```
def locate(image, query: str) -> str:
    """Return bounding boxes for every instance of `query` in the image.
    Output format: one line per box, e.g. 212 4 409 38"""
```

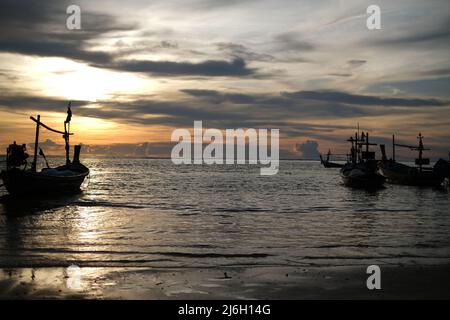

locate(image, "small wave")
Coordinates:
216 208 265 213
11 248 144 255
300 254 450 260
0 259 176 268
152 252 271 258
74 200 145 209
310 243 444 249
414 243 440 248
0 249 271 259
354 208 417 213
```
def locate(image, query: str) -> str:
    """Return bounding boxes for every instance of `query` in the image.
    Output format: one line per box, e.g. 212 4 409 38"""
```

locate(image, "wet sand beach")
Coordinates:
1 264 450 299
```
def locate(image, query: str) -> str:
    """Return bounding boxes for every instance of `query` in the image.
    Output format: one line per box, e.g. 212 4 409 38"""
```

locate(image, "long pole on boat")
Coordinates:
366 132 369 153
418 133 424 172
392 134 395 162
32 115 40 172
64 123 70 165
64 103 72 165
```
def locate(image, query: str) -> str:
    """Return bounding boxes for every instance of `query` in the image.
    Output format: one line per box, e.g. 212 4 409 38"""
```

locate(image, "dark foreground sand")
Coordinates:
1 264 449 299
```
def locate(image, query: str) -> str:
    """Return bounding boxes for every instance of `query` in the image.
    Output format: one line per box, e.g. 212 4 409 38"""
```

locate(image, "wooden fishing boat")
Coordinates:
340 130 385 188
320 149 344 168
0 104 89 196
378 134 449 187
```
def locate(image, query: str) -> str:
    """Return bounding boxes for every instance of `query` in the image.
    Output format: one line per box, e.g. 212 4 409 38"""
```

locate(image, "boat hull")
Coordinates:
379 162 444 187
1 165 89 196
340 172 385 188
322 161 344 168
340 163 385 188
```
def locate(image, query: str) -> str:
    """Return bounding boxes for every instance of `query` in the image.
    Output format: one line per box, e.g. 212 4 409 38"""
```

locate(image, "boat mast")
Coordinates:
29 104 75 171
31 115 40 172
347 136 355 164
366 132 369 154
392 134 396 161
417 133 424 172
64 103 72 165
394 133 430 171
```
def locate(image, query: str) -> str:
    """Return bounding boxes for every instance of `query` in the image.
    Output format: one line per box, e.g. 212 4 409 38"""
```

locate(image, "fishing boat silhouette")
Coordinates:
379 133 449 187
0 103 89 196
340 130 385 188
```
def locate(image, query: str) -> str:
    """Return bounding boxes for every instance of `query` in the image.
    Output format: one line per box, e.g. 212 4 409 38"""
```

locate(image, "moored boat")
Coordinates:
378 134 449 187
320 149 344 168
0 104 89 196
340 130 385 188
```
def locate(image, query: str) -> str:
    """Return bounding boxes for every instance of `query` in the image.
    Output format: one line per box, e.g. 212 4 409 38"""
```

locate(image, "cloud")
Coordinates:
374 26 450 48
415 68 450 78
0 0 258 79
327 73 352 77
363 13 450 49
82 142 174 157
27 139 64 154
295 141 320 160
0 0 133 65
2 88 446 137
22 140 176 158
1 87 449 158
0 96 91 112
367 77 450 99
181 89 257 104
272 32 315 52
0 89 369 143
155 0 257 11
282 90 447 107
216 42 274 62
0 39 114 65
109 57 256 77
347 60 367 68
180 89 367 118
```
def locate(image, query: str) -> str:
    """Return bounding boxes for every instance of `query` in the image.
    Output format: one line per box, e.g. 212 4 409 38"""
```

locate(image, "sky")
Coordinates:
0 0 449 159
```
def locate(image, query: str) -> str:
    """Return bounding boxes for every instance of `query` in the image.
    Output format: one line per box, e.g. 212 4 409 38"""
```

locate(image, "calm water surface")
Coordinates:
1 158 449 268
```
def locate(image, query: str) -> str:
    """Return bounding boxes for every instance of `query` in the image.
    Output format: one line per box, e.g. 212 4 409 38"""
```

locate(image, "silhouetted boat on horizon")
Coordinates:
320 149 345 168
378 133 449 187
340 130 385 188
0 104 89 196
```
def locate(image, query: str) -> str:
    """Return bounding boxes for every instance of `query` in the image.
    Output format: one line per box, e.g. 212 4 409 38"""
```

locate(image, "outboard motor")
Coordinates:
6 141 29 168
73 145 82 164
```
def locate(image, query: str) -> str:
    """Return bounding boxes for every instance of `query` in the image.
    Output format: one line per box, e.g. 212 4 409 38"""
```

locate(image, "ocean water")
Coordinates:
1 158 450 269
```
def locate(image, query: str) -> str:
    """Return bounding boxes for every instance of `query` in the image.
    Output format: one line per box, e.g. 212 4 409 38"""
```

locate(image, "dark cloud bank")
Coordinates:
0 89 446 131
0 89 447 159
0 0 257 78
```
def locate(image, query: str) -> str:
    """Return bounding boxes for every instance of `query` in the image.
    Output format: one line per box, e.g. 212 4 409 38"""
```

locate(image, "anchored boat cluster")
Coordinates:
322 130 450 189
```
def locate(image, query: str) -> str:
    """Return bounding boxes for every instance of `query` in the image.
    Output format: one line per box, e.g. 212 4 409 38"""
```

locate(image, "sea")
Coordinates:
1 158 450 269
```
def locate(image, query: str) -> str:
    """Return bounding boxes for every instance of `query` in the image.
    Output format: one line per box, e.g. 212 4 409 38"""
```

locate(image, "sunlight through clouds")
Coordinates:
31 58 155 102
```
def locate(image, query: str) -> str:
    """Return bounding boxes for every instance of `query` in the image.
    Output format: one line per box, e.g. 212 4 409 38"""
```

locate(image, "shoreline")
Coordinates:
1 264 449 299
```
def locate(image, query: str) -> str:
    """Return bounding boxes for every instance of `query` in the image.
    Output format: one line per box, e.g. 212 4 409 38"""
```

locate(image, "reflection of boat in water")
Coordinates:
320 150 344 168
340 130 385 188
0 193 82 216
378 133 450 187
0 104 89 196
